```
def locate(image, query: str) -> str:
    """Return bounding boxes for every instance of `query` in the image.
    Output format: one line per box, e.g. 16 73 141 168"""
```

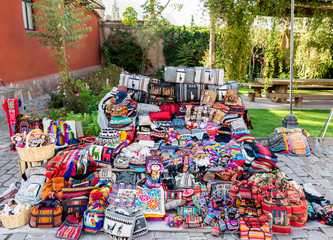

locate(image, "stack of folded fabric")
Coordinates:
232 129 256 143
249 142 278 172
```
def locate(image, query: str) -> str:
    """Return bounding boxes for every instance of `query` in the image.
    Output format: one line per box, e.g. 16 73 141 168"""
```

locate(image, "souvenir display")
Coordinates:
2 67 327 240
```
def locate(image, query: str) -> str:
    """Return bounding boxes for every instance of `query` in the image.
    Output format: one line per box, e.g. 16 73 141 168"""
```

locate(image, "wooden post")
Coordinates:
294 97 303 108
209 11 216 69
248 91 256 102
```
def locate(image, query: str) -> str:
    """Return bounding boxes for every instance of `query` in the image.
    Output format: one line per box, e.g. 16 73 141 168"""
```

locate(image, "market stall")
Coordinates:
1 66 332 240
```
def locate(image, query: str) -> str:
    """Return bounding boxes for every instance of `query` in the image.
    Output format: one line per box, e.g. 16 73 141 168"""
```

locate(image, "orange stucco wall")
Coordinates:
0 0 101 85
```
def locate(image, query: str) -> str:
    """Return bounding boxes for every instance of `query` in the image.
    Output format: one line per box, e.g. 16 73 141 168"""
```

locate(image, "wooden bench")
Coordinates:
266 92 333 107
249 84 273 98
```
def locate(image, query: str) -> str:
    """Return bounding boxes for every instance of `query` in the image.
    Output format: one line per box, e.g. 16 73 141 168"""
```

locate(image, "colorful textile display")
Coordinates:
2 99 20 137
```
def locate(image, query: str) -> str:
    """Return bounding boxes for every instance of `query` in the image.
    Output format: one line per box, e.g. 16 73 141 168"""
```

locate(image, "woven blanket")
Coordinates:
135 186 165 217
2 99 20 138
108 183 136 207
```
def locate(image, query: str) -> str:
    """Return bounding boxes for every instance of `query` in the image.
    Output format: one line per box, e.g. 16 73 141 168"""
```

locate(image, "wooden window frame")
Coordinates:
22 0 35 31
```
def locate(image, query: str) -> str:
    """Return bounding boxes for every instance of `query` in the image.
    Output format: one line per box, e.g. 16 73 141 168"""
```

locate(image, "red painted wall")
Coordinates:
0 0 101 85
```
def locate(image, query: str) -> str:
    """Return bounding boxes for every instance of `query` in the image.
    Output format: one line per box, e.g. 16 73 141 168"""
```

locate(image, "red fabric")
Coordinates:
149 111 172 121
160 104 180 115
2 99 20 137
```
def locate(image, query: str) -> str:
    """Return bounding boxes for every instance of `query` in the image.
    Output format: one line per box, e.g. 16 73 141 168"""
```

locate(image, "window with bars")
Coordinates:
22 0 34 31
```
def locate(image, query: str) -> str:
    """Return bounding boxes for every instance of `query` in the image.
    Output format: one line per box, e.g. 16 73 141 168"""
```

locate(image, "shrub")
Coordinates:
66 111 100 137
102 30 143 73
48 65 122 115
162 26 210 67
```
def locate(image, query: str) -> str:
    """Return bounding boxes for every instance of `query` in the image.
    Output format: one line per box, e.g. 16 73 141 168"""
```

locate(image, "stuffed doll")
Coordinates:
190 108 198 121
196 107 203 122
11 133 26 148
144 162 164 188
202 106 209 123
185 105 192 122
209 108 217 122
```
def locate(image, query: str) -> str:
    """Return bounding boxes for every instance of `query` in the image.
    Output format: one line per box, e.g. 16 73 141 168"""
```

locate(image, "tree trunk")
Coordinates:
209 11 216 69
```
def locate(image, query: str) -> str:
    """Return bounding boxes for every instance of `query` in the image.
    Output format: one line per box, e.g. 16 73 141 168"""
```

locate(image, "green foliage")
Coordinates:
295 18 333 79
122 0 178 73
122 7 138 26
66 111 100 136
48 65 122 114
162 26 210 67
102 31 143 73
27 0 93 81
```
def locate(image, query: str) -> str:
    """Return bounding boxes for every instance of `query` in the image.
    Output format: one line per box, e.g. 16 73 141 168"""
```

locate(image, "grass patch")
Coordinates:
248 109 333 138
239 87 251 95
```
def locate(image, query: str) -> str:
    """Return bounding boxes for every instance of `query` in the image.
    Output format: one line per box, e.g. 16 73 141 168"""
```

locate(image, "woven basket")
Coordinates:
17 143 55 162
0 199 31 229
17 129 55 162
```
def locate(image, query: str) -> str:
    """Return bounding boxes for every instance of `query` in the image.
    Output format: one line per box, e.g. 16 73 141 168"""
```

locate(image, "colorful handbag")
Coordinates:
200 90 217 107
56 215 83 240
30 198 64 228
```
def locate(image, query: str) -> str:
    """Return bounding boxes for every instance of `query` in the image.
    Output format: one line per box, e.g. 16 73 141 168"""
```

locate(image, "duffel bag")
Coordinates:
148 79 175 97
128 89 147 103
202 69 224 85
175 84 206 102
30 198 63 228
146 95 175 106
165 67 195 84
127 75 150 93
119 72 129 87
194 67 210 84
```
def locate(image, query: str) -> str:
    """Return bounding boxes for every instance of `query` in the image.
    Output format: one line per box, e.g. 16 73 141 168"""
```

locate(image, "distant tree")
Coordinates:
27 0 94 82
111 0 120 20
190 15 195 27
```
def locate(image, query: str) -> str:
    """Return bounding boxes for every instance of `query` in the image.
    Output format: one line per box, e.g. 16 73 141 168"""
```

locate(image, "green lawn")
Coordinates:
248 109 333 137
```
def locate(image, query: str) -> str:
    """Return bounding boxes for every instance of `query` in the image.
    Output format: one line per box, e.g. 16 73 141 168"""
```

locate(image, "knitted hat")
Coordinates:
115 91 128 104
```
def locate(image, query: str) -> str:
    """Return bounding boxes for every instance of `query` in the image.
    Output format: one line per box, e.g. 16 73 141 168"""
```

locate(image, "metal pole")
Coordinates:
282 0 299 128
290 0 294 115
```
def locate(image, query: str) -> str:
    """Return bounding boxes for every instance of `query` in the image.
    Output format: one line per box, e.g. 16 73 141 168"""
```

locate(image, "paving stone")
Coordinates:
274 234 292 240
291 229 308 238
135 231 154 240
190 237 206 240
316 180 333 190
170 232 189 240
8 233 26 240
321 227 333 237
0 174 12 184
221 233 238 240
25 234 48 240
155 232 171 239
189 232 205 237
308 230 329 240
0 235 8 240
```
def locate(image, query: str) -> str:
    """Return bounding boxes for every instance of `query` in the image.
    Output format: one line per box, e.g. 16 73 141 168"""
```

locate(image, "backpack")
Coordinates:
62 196 89 220
286 186 308 227
261 187 292 234
41 177 68 200
30 198 64 228
16 166 47 206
